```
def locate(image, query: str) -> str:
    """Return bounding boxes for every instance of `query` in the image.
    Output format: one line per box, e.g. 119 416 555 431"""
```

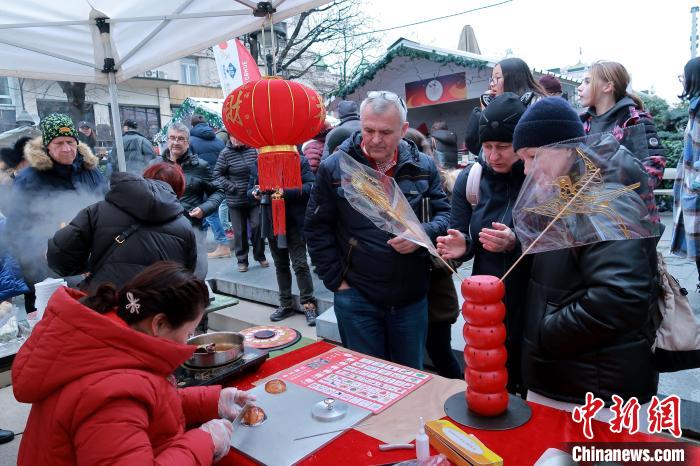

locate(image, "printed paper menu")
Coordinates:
278 351 432 414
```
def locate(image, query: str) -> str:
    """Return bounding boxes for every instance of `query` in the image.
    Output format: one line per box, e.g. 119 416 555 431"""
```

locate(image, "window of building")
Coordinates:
0 77 12 105
36 100 94 126
0 109 17 133
180 58 199 85
119 106 161 140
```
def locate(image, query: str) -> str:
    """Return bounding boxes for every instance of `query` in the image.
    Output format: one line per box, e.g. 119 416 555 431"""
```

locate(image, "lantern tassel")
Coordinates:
258 151 301 191
282 152 302 189
272 195 286 236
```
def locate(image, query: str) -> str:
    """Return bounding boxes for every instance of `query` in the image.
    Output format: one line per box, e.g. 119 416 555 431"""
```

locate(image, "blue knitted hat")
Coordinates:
512 97 584 152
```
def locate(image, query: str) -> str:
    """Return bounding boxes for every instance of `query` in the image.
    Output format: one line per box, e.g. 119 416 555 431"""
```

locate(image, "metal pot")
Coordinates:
186 332 244 368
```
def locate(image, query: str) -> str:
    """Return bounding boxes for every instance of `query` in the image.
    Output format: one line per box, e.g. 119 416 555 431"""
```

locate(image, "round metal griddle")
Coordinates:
239 325 301 350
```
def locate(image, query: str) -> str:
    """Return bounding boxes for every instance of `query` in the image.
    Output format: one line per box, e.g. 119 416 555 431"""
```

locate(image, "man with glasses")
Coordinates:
305 91 450 369
157 122 225 284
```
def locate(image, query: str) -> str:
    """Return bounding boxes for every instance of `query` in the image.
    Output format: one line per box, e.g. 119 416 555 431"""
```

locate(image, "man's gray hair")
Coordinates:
168 122 190 138
360 91 407 123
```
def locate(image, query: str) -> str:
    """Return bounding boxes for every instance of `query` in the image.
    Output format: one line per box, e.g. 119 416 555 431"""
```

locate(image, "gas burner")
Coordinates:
174 347 268 387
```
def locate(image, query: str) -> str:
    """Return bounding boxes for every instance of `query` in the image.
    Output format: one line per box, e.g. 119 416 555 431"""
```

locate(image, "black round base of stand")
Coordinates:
444 391 532 430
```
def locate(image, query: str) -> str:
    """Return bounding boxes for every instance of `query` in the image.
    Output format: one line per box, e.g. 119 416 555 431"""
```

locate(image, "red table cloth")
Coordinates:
220 341 699 466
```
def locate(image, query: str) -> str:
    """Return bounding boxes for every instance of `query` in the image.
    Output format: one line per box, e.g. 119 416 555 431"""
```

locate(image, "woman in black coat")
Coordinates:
213 136 267 272
437 93 530 395
47 165 196 292
512 97 659 409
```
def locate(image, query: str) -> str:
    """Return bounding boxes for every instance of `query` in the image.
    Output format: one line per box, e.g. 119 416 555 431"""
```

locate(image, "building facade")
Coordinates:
0 40 339 151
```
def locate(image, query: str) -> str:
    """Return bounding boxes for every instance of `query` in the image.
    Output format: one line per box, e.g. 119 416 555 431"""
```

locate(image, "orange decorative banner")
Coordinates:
405 72 467 108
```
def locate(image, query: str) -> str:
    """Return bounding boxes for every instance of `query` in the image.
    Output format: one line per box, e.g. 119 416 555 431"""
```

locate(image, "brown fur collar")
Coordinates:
23 136 98 172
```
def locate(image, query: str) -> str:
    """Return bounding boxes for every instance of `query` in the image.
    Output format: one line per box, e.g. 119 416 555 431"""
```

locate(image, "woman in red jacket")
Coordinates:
12 261 254 465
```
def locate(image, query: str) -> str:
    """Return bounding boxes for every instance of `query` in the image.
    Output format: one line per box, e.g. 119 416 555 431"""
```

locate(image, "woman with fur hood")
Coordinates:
6 114 106 311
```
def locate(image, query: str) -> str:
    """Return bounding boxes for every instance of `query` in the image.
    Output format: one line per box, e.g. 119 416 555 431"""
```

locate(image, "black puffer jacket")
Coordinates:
430 129 459 168
157 149 224 227
522 237 659 405
213 142 258 208
47 172 197 292
451 158 531 394
581 97 666 223
520 149 659 405
305 133 450 307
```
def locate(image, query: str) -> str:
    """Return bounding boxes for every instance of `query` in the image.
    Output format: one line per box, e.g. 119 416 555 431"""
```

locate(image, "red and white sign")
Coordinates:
213 39 261 96
278 351 432 414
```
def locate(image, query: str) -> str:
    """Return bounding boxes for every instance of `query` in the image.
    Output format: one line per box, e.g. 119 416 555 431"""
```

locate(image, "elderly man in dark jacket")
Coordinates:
305 91 450 369
189 114 229 257
156 122 224 280
512 97 659 411
7 114 106 311
322 100 361 158
47 171 196 292
249 156 318 326
214 136 268 271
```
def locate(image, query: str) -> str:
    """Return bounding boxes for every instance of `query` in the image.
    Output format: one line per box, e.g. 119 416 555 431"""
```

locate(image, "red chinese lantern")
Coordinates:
222 77 325 235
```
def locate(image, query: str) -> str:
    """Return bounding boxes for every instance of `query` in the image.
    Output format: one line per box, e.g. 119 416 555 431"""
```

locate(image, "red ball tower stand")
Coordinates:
443 275 531 430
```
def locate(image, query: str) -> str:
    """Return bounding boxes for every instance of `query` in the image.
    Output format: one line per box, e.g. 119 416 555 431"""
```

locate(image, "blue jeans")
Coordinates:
219 203 232 231
333 288 428 369
204 211 228 245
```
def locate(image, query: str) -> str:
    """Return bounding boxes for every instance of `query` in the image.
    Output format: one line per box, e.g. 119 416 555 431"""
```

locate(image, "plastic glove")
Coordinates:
218 387 257 421
199 418 233 462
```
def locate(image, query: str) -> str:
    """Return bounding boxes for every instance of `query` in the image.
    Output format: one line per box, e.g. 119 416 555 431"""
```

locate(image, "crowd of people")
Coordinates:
1 55 699 463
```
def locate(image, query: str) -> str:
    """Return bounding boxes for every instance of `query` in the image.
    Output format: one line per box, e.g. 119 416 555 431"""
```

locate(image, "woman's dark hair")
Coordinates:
499 58 546 97
143 162 186 198
681 57 700 100
80 261 208 328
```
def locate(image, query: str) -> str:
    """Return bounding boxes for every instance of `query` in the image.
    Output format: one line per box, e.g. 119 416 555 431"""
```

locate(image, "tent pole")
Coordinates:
107 74 126 172
97 18 126 172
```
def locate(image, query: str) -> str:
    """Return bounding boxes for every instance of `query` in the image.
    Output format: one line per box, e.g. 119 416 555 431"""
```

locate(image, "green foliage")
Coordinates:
639 93 669 131
638 95 689 183
334 45 488 97
665 101 689 132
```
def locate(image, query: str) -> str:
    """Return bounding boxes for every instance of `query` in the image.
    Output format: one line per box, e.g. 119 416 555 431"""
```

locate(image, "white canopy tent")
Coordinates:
0 0 329 171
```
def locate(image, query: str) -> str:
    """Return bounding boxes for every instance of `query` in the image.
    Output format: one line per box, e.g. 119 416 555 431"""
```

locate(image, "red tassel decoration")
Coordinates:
258 152 282 191
282 152 302 189
258 148 302 191
272 195 286 236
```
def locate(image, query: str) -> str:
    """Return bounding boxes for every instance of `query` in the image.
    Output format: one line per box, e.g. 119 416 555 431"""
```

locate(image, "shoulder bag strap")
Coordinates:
88 223 142 275
465 162 482 207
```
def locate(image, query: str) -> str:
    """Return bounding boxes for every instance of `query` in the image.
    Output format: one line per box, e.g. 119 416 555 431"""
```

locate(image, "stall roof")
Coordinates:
335 38 581 97
155 97 224 143
335 39 491 97
0 0 331 170
0 0 330 84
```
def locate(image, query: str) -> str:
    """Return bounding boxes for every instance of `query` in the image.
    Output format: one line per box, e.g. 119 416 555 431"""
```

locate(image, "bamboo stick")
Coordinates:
500 169 601 281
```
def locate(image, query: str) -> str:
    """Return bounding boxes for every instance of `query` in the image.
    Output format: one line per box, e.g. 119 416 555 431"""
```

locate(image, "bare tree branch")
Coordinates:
245 0 380 92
